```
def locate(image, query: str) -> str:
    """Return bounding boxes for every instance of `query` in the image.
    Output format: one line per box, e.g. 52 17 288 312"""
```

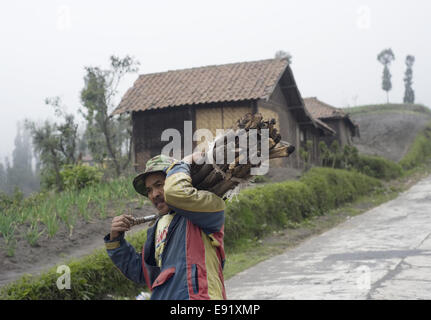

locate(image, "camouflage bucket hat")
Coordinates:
133 154 176 197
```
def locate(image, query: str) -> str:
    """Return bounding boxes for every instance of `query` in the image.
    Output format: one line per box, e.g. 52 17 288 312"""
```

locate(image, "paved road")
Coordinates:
226 175 431 299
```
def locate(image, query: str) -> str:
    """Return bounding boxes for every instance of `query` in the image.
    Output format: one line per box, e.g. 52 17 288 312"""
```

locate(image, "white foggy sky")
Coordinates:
1 0 430 162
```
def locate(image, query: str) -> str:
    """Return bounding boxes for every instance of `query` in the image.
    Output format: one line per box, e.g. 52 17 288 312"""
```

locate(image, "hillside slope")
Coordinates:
343 104 431 162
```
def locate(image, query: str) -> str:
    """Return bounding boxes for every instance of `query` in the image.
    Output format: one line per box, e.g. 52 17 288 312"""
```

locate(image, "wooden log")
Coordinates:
189 113 295 197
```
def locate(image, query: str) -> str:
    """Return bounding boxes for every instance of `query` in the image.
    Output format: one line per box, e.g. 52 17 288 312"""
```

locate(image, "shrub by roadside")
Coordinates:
0 230 147 300
354 154 403 180
224 167 382 249
399 124 431 170
318 142 403 181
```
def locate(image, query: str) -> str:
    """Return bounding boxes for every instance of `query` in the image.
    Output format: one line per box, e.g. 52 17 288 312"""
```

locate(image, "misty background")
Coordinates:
1 0 430 191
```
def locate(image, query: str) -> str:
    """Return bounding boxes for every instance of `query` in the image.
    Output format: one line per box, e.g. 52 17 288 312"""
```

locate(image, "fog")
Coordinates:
1 0 430 161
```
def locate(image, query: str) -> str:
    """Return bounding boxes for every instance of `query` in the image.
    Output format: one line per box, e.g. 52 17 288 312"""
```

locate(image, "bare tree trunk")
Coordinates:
50 148 63 191
121 133 133 171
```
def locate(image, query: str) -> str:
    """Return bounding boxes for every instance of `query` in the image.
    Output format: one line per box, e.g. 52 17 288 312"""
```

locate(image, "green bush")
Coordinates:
399 125 431 170
60 165 103 191
224 167 381 248
0 230 147 300
0 187 24 211
250 175 270 184
353 154 403 180
318 142 402 180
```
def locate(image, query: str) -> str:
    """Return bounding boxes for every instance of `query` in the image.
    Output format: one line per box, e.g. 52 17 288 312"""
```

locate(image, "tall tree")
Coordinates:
25 97 79 191
403 55 415 104
275 50 292 64
10 122 36 194
80 55 139 177
0 162 6 192
45 97 79 164
0 123 38 195
26 120 64 191
377 48 395 103
4 157 13 194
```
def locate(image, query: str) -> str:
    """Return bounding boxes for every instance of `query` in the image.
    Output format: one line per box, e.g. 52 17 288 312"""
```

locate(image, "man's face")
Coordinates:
145 172 170 215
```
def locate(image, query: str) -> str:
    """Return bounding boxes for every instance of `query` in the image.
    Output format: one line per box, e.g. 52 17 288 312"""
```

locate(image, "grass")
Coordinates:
0 229 148 300
399 123 431 170
342 103 431 117
0 214 17 257
354 154 403 180
24 221 45 247
0 175 141 254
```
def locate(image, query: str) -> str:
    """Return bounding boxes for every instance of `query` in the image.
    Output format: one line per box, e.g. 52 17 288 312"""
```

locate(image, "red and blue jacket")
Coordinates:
104 161 226 300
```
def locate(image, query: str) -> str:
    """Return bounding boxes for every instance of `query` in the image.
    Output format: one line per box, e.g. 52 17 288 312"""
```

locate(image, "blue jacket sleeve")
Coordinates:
163 161 225 234
104 232 146 286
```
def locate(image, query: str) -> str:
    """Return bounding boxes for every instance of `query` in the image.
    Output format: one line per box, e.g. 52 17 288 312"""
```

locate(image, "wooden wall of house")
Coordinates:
194 102 252 135
258 83 301 168
298 124 322 166
193 101 252 152
318 119 339 148
132 102 253 171
132 108 193 172
319 118 353 149
339 120 353 146
310 127 322 165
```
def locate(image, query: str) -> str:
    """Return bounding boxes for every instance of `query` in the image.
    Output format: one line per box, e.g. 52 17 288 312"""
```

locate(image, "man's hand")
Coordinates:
110 214 134 240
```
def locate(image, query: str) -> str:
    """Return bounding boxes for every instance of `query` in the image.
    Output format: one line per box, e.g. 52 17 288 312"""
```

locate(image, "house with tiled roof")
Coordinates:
113 58 335 171
303 97 359 149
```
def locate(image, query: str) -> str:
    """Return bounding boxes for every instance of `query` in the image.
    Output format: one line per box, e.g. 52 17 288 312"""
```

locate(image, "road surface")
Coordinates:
225 175 431 299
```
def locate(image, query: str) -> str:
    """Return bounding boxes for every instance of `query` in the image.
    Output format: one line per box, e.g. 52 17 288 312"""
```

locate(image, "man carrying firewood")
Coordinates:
104 153 226 300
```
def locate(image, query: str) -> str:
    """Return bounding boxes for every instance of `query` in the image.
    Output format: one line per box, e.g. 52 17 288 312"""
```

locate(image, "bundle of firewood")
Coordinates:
190 113 295 199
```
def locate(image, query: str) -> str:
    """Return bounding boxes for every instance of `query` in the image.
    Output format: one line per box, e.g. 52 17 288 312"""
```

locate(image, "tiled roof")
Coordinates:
314 118 336 135
303 97 347 119
304 97 358 136
112 58 290 115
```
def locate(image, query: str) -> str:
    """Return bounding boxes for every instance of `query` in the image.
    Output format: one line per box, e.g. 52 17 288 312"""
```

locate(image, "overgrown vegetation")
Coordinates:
342 103 431 117
60 165 103 191
299 140 313 170
399 124 431 170
354 154 403 180
80 55 139 177
0 173 147 255
317 140 403 180
0 230 147 300
25 97 81 192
